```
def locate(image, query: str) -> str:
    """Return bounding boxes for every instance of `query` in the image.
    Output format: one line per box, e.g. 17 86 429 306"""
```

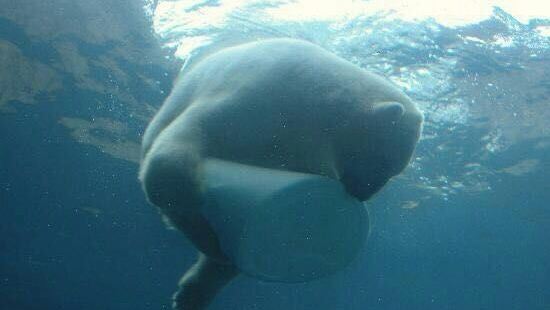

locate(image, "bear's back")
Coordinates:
142 39 354 160
142 39 420 176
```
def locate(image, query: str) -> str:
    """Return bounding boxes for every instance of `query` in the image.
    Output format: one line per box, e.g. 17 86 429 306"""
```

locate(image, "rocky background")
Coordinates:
0 0 177 163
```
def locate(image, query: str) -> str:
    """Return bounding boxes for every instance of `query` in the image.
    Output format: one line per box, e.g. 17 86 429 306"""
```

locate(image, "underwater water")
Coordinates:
0 0 549 309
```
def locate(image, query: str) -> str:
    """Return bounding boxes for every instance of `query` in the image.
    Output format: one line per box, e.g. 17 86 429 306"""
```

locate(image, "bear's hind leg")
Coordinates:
173 254 239 310
139 142 226 260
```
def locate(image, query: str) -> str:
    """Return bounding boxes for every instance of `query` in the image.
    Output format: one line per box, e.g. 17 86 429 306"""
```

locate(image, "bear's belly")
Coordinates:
174 99 338 178
203 125 338 178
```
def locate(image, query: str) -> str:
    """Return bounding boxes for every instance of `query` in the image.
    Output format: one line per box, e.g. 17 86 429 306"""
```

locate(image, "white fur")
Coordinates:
139 38 423 309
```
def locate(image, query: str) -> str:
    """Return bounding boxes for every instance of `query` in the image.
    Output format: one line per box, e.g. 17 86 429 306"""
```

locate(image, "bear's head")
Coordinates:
335 100 423 201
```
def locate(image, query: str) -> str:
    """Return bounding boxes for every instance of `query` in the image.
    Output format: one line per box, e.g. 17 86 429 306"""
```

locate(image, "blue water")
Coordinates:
0 1 549 309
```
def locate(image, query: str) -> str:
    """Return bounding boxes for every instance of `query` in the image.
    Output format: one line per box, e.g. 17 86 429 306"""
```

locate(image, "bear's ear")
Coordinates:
372 101 405 124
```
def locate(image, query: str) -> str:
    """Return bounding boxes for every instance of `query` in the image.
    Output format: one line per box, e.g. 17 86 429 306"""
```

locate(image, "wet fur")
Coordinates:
139 38 423 309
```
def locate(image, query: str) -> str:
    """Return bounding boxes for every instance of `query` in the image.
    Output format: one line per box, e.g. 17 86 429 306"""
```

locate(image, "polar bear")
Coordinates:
139 38 423 309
